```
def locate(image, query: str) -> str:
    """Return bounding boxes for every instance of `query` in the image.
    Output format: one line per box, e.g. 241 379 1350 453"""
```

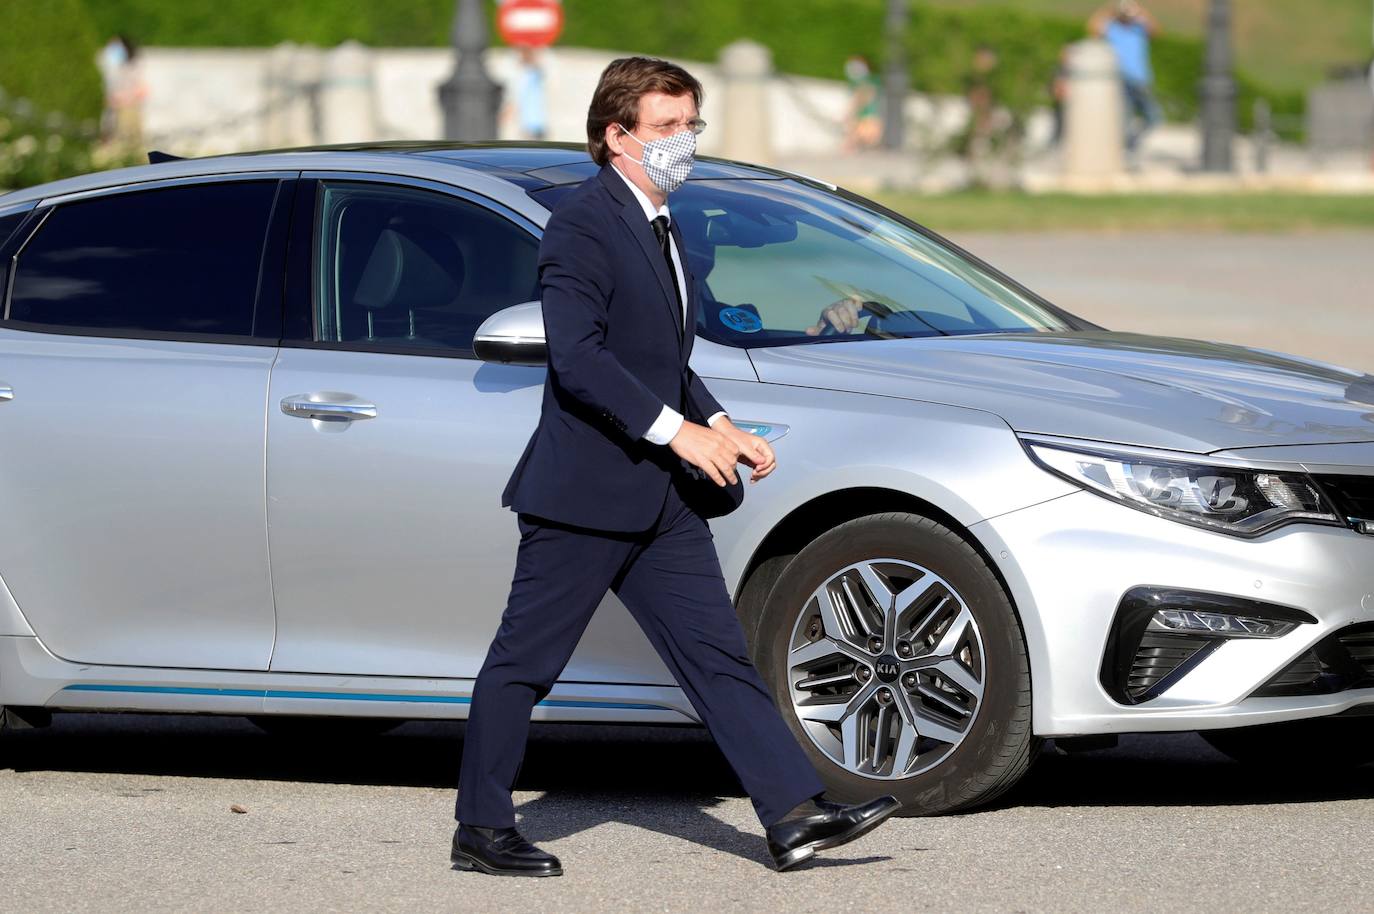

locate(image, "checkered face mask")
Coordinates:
617 124 697 194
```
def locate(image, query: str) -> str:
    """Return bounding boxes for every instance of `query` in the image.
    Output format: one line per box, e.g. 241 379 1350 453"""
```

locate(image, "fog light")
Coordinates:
1100 586 1318 705
1147 609 1295 639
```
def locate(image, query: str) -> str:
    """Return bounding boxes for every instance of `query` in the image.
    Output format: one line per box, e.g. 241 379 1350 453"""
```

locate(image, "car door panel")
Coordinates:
264 175 673 683
0 175 293 670
0 332 279 668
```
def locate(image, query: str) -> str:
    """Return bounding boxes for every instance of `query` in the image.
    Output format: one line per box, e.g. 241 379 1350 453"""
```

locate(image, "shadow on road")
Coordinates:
1008 737 1374 810
3 713 1371 819
1 714 902 870
510 791 890 869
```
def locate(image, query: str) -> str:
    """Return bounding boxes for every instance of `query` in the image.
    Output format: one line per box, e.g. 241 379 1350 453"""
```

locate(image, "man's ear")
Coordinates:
604 123 625 159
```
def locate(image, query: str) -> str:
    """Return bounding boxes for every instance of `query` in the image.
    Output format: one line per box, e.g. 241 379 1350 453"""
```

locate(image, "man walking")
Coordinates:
452 56 900 876
1090 0 1163 162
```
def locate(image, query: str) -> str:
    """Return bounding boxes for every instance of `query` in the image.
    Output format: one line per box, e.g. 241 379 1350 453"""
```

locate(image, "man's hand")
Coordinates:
712 417 777 484
669 421 742 487
805 294 865 336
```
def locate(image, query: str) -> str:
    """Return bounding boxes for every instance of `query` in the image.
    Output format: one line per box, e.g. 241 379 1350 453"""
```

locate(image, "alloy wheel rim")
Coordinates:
786 558 985 780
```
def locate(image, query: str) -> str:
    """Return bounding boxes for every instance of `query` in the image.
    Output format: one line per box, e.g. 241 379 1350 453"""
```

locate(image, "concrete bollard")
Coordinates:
717 40 773 164
1063 39 1124 180
321 41 378 145
287 45 324 146
263 42 324 148
262 42 296 148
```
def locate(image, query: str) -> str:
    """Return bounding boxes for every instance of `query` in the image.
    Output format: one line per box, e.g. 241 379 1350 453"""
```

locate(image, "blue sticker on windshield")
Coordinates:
719 307 763 334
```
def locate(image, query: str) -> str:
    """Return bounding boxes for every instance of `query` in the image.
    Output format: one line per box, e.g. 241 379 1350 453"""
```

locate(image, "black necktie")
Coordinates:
650 215 683 332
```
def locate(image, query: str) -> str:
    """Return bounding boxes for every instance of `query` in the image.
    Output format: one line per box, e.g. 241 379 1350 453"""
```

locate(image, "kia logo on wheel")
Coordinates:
875 657 901 682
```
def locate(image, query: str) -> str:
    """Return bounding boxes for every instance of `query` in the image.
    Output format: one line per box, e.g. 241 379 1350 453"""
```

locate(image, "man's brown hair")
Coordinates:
586 56 703 166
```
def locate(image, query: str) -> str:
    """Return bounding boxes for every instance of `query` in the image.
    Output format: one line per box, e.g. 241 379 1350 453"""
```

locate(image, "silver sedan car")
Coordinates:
1 143 1372 813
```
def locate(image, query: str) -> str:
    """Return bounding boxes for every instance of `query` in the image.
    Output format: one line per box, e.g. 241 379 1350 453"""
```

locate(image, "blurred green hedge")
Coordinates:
0 0 104 121
0 0 106 189
84 0 454 49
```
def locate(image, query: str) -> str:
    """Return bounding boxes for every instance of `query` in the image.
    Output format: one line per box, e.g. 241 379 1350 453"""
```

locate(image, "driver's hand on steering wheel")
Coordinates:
805 294 865 336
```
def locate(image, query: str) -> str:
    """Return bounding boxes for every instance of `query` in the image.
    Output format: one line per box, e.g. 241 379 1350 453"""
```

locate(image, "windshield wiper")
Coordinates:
862 301 950 338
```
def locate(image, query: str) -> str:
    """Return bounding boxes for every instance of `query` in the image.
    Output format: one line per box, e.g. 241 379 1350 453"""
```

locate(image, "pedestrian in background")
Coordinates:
842 54 881 152
96 34 148 153
506 45 548 141
963 44 999 186
1367 54 1374 172
1089 0 1162 165
1049 45 1071 148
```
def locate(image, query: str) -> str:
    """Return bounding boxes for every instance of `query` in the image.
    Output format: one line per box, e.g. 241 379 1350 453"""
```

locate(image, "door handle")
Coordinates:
0 383 12 402
280 394 377 422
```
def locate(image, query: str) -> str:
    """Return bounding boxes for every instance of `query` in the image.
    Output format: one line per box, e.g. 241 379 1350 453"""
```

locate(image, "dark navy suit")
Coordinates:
500 165 734 531
456 164 824 828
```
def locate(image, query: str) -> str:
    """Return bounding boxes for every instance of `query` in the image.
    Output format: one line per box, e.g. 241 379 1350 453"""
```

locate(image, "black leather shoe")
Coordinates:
451 824 563 877
765 795 901 871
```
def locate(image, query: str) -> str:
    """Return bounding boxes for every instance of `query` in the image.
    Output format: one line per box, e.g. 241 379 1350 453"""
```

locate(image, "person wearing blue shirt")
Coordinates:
1090 0 1162 160
510 45 548 141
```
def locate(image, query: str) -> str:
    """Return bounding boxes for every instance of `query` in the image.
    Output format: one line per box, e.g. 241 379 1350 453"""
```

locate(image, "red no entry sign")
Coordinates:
498 0 564 48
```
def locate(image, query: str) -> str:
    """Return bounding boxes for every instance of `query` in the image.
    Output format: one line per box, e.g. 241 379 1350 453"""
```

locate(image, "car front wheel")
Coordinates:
753 512 1038 815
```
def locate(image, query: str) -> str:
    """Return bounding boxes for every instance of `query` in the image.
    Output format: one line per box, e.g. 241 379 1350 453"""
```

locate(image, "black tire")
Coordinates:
751 512 1039 815
248 715 404 740
1201 717 1374 769
736 551 797 652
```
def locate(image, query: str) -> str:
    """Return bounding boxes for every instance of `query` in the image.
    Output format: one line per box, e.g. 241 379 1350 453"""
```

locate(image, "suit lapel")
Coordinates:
669 217 696 366
598 166 684 348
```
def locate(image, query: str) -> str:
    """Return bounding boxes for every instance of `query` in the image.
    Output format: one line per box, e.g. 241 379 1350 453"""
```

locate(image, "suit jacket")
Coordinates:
501 164 741 532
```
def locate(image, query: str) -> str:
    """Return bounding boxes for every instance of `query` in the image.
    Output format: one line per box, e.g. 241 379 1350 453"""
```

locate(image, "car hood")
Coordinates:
747 331 1374 454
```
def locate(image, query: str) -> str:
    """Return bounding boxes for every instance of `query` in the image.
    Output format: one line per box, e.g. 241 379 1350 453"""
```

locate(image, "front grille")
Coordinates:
1343 629 1374 670
1255 623 1374 696
1125 631 1216 700
1261 652 1324 692
1313 474 1374 530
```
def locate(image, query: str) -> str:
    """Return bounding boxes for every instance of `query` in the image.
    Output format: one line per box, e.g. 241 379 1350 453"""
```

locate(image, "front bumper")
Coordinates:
973 489 1374 736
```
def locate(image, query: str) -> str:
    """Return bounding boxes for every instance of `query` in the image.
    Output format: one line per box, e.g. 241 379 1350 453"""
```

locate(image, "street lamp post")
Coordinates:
880 0 908 150
1199 0 1235 172
439 0 502 141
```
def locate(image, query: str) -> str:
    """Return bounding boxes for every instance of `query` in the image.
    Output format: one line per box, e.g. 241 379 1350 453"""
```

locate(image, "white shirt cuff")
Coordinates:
643 405 685 445
707 411 729 428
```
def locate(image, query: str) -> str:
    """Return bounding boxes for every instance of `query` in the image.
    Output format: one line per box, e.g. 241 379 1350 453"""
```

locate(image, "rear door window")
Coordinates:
6 180 280 340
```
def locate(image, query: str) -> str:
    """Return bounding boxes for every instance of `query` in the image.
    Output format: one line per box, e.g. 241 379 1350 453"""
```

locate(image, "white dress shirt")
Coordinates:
610 163 727 445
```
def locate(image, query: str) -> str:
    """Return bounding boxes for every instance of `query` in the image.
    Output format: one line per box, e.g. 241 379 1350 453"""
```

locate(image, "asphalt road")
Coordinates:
1 714 1371 914
952 232 1374 375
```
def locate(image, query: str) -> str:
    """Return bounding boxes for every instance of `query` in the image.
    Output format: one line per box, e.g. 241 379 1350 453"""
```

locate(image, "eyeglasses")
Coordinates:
640 117 707 137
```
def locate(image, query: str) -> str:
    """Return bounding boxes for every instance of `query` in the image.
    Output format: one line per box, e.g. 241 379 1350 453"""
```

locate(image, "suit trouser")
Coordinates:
455 478 825 829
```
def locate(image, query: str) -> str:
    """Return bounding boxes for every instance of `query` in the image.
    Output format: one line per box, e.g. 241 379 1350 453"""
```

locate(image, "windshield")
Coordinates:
530 178 1081 348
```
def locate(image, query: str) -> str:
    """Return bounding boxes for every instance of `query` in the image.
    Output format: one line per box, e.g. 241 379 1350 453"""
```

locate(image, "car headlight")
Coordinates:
1023 439 1341 536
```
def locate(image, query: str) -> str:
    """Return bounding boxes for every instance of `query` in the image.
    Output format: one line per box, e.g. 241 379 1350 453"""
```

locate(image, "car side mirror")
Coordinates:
473 301 547 366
